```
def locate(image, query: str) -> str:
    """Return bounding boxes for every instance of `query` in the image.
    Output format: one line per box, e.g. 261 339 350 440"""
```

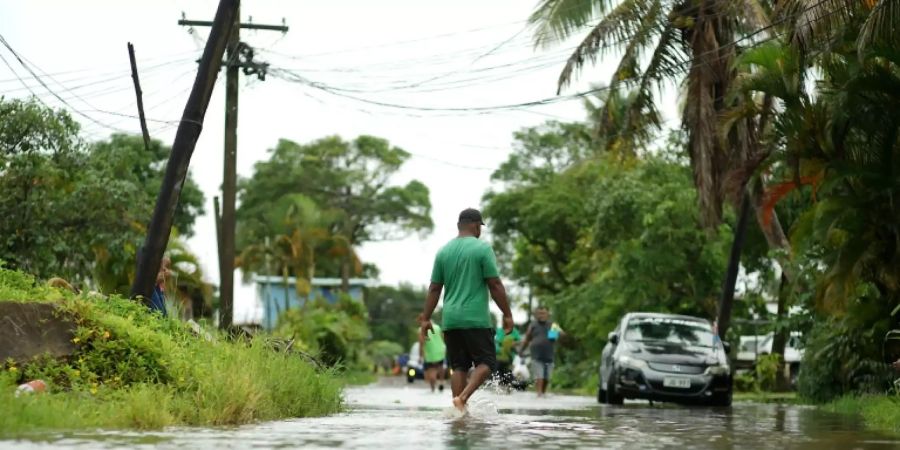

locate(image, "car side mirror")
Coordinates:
608 332 619 345
723 342 731 354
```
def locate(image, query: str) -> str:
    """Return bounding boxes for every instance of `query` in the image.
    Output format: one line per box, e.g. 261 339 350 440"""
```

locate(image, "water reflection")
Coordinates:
2 383 898 449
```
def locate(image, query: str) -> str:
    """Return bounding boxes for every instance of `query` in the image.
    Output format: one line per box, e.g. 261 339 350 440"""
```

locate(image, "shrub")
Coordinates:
798 318 893 403
0 266 342 434
275 295 370 368
756 354 781 391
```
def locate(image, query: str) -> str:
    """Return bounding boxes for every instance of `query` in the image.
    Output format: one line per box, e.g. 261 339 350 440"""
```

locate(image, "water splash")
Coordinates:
465 396 498 418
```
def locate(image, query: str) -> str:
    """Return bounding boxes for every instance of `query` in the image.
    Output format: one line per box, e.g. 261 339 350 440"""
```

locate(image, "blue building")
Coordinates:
253 275 374 330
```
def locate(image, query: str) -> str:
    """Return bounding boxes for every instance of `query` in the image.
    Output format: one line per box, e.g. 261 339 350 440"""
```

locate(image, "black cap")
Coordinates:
458 208 485 225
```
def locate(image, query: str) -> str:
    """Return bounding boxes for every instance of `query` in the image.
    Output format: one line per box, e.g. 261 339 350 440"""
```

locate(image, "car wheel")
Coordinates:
709 389 732 407
598 385 607 404
607 372 624 405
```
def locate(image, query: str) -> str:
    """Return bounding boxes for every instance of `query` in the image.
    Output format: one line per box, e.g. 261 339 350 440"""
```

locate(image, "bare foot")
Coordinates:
452 396 466 413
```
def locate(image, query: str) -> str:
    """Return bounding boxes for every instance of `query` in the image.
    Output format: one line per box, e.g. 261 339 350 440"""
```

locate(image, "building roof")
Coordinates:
253 275 377 288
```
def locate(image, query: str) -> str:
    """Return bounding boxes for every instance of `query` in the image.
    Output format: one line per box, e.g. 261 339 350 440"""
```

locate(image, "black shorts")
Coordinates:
444 328 496 373
424 361 444 370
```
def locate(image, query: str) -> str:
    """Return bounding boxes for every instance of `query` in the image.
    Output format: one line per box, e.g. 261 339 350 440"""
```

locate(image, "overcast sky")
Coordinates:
1 0 679 324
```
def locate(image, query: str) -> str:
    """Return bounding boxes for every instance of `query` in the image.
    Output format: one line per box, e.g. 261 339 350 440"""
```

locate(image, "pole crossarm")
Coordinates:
179 18 288 32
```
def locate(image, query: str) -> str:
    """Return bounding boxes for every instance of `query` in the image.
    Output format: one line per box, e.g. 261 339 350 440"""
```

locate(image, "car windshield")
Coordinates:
623 317 715 348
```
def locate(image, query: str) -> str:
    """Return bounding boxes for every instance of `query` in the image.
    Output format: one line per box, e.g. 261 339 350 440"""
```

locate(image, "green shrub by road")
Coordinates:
0 267 342 434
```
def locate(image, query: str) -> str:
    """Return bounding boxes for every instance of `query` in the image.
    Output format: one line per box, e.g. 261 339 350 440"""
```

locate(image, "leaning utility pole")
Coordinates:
179 7 287 328
131 0 238 305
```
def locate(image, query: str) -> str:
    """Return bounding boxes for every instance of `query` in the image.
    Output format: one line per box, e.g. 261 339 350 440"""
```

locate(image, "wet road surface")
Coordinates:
3 378 898 449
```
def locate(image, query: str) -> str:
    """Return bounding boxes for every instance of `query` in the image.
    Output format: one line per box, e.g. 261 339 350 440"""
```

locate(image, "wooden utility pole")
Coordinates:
131 0 238 305
179 8 287 328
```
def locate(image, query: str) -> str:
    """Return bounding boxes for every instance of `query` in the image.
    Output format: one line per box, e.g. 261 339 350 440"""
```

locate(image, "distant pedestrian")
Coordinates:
149 256 171 317
418 314 447 392
521 306 564 396
495 324 521 388
420 208 514 413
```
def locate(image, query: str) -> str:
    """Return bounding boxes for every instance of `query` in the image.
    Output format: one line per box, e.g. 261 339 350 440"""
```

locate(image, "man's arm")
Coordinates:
419 282 443 338
486 277 514 333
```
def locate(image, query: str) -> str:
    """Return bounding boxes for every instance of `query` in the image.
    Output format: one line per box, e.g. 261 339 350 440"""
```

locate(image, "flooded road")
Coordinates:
3 379 898 449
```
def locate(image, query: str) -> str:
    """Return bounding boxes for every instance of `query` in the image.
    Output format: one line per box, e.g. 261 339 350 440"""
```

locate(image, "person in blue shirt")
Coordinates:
149 256 171 317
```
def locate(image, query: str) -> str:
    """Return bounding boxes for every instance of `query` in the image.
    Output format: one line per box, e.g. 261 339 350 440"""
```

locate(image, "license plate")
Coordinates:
663 377 691 389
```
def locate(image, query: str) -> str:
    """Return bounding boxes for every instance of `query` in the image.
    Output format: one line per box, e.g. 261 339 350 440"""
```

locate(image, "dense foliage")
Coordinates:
0 266 341 432
365 283 426 351
0 99 206 300
274 295 371 368
236 135 432 292
484 122 731 389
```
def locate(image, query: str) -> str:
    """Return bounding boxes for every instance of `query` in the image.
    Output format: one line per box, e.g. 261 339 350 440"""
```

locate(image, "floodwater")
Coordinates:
3 378 899 449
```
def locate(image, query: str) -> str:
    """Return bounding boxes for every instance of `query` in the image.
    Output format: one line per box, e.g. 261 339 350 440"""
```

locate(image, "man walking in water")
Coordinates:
420 208 514 412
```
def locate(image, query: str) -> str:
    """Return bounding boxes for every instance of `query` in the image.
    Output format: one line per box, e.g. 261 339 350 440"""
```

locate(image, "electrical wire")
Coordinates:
267 0 844 118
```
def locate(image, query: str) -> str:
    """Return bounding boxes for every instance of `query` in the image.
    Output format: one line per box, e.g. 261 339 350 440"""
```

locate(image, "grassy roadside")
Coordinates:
824 395 900 436
0 267 342 435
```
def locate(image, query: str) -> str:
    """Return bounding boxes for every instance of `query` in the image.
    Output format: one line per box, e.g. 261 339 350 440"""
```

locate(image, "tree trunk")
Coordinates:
717 191 751 339
771 273 791 391
340 256 351 293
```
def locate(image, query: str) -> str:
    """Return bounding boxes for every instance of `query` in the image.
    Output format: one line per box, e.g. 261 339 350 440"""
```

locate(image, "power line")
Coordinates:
268 0 844 118
0 33 128 133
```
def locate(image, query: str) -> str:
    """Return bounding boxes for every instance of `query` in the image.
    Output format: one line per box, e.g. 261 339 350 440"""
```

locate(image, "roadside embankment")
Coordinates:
0 267 342 435
825 395 900 436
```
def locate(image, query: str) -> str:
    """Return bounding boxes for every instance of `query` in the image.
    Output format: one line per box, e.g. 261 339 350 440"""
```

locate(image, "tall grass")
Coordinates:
826 395 900 435
0 267 342 435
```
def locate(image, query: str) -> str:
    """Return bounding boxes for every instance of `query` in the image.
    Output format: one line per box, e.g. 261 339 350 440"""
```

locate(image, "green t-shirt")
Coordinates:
431 237 499 330
423 323 446 363
495 327 521 364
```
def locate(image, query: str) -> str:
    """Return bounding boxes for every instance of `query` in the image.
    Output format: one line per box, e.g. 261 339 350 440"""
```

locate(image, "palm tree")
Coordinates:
236 194 340 313
583 88 661 156
780 0 900 54
530 0 769 228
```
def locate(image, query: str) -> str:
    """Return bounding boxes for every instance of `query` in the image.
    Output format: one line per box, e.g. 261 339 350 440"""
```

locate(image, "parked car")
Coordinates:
736 332 804 365
599 313 733 407
735 332 804 384
735 335 767 364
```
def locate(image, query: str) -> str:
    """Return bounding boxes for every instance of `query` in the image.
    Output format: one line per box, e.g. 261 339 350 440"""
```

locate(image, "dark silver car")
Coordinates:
599 313 733 406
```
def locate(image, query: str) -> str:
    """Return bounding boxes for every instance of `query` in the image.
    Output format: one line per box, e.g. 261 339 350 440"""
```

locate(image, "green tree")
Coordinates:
365 283 427 350
0 98 207 297
0 99 134 282
483 118 730 389
529 0 769 228
89 134 205 237
237 135 432 288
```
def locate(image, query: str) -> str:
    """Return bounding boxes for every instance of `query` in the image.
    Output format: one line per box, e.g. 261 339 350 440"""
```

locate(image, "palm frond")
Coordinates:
859 0 900 51
607 20 680 152
557 0 657 92
779 0 862 52
529 0 604 48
